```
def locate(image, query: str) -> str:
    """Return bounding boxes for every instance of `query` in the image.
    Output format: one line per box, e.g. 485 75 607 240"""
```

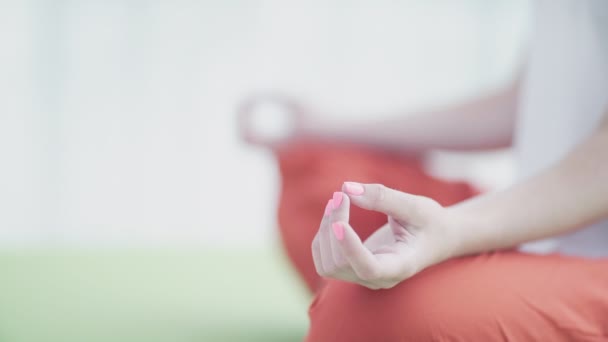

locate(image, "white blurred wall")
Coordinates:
0 0 529 247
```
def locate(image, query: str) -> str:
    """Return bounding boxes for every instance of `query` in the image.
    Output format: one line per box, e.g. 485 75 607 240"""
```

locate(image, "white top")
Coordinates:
516 0 608 257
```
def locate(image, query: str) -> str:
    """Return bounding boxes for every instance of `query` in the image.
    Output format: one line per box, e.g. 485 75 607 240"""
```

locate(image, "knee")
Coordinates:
306 257 509 342
306 253 608 342
306 280 444 341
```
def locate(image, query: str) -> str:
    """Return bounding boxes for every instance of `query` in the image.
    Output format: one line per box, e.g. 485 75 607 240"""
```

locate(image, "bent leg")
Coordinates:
307 252 608 341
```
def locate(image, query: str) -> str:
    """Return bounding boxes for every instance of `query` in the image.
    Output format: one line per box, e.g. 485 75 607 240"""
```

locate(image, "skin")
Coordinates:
238 72 607 290
312 112 608 289
239 74 520 153
298 76 521 153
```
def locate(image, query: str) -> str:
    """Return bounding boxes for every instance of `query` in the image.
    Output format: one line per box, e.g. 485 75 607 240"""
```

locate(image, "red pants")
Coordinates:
276 142 608 341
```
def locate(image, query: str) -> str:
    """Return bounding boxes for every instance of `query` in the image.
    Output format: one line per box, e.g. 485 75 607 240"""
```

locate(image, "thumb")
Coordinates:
342 182 437 225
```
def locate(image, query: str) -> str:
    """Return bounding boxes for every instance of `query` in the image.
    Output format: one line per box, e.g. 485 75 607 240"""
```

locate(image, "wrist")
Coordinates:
442 203 480 259
410 204 473 274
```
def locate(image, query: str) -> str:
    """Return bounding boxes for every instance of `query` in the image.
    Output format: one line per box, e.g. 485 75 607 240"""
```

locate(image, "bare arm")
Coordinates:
448 112 608 256
313 110 608 289
303 76 520 153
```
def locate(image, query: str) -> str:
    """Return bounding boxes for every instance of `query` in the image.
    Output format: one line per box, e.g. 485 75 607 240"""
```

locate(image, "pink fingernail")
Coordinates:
332 222 345 241
332 192 343 209
324 199 333 216
344 182 364 195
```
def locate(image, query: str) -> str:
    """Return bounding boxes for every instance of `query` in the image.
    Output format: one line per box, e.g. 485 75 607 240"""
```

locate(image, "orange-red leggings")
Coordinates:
276 142 608 341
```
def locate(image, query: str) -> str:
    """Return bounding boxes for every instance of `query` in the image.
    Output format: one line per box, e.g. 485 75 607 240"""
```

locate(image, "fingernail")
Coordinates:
344 182 364 195
332 192 343 209
324 199 333 216
332 222 345 241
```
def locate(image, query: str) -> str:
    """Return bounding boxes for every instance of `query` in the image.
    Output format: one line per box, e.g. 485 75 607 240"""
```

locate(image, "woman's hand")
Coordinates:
312 182 458 289
237 94 316 148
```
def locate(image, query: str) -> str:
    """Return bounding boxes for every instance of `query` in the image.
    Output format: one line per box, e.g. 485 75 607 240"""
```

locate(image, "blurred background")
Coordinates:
0 0 528 341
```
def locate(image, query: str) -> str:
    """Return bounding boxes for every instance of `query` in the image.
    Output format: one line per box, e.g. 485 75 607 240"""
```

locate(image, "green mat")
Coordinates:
0 247 310 342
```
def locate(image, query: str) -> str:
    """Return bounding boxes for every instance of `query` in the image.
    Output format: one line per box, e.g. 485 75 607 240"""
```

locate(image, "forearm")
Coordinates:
448 117 608 256
304 78 520 153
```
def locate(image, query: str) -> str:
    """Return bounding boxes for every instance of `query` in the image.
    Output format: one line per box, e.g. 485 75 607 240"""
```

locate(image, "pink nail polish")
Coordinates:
332 192 343 209
324 199 333 216
332 222 345 241
344 182 364 195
